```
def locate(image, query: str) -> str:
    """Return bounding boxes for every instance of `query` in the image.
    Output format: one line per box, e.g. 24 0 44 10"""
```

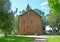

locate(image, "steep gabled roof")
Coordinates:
20 9 42 17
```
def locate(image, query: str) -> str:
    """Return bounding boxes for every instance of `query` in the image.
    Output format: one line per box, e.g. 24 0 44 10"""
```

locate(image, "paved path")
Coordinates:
34 37 46 42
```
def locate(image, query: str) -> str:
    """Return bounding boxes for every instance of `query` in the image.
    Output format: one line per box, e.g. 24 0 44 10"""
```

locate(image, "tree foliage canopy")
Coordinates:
48 0 60 13
47 0 60 33
0 0 14 34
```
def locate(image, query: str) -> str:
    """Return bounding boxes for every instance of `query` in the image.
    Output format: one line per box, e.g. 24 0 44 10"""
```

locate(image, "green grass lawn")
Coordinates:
0 35 60 42
46 35 60 42
0 36 34 42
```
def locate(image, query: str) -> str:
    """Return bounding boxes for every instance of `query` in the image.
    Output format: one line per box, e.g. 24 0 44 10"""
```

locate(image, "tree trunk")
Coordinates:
5 32 8 36
58 28 60 34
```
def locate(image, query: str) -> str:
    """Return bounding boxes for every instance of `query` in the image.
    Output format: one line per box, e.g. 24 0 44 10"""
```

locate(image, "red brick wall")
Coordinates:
19 10 44 35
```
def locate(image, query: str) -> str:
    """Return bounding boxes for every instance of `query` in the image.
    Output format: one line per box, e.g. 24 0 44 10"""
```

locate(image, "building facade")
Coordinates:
19 5 44 35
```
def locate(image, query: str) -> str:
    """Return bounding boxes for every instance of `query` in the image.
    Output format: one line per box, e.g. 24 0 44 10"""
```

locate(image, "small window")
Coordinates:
31 20 33 24
23 20 25 24
24 28 25 31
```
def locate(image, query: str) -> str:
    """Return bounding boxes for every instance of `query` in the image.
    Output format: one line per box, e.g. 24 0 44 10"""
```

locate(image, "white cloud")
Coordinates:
40 1 48 9
40 1 48 7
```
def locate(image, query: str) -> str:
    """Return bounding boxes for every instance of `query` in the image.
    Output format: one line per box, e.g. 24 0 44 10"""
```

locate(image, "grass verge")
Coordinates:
0 36 34 42
46 35 60 42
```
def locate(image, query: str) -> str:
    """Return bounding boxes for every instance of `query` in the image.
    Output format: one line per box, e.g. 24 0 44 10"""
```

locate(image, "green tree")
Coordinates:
13 15 19 34
0 0 14 36
47 0 60 33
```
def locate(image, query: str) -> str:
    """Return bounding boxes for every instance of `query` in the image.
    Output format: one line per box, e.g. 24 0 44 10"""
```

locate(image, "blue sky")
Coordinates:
10 0 50 15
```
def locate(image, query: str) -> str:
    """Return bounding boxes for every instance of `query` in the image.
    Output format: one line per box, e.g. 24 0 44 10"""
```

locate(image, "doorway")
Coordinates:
35 28 38 35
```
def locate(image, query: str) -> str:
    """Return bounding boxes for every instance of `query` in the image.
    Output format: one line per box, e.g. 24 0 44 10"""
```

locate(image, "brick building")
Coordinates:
19 5 44 35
